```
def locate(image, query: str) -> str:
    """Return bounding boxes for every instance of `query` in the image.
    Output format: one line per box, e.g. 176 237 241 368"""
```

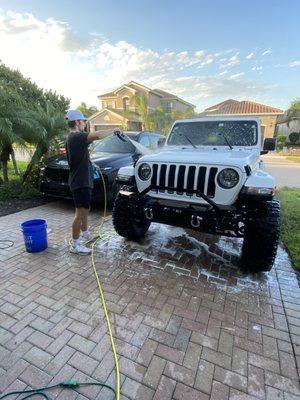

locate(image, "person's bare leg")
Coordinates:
72 208 84 240
81 208 90 232
70 208 91 254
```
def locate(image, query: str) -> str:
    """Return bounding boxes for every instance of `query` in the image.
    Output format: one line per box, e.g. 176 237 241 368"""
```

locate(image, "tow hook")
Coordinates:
191 215 202 228
145 208 153 220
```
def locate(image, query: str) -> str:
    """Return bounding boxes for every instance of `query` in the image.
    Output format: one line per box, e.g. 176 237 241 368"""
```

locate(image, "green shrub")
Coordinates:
276 135 287 150
0 180 40 201
18 184 40 199
289 132 300 144
23 164 41 188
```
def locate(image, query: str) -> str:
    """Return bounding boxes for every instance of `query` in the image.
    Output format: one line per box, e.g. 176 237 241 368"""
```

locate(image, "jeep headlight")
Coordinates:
138 163 151 181
217 168 239 189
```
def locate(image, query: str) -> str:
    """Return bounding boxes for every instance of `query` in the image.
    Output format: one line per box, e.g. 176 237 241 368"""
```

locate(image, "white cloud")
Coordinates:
246 52 254 59
214 49 235 57
219 53 240 69
262 49 271 56
155 75 278 104
229 72 245 80
251 66 263 71
0 10 280 110
288 61 300 67
219 70 228 76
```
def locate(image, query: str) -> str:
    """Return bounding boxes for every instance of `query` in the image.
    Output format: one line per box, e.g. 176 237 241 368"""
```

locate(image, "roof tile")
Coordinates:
205 100 283 115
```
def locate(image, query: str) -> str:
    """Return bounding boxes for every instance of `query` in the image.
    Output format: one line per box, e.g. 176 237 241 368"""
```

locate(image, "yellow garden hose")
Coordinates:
90 169 121 400
0 172 121 399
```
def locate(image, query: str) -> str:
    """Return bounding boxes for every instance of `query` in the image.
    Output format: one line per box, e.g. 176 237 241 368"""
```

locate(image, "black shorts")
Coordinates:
72 188 92 209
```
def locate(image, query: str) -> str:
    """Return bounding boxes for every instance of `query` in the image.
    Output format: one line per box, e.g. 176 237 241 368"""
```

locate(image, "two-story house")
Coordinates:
88 81 195 132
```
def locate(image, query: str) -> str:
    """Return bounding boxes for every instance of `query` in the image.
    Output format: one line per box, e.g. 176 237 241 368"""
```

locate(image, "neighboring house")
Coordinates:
276 116 300 142
88 81 195 132
203 99 284 138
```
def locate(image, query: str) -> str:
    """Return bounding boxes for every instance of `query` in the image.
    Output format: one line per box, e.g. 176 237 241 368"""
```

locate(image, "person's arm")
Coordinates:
87 128 121 143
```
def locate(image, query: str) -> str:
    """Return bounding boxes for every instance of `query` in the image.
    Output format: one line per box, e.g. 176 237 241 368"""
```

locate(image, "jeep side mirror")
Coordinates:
132 152 140 162
261 138 276 154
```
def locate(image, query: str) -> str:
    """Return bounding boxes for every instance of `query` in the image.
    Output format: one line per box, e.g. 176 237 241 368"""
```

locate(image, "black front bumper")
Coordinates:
40 178 109 203
141 196 245 237
120 184 247 237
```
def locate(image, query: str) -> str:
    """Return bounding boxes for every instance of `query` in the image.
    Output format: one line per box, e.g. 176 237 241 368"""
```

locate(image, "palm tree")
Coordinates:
22 103 67 183
0 85 37 182
286 99 300 126
77 102 98 118
133 95 151 130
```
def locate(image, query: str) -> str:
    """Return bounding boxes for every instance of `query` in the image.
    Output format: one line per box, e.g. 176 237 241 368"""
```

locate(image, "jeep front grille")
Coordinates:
151 164 218 198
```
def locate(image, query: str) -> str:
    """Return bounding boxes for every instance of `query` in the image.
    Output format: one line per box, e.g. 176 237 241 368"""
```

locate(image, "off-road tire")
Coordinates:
108 182 120 210
240 200 280 272
113 194 151 240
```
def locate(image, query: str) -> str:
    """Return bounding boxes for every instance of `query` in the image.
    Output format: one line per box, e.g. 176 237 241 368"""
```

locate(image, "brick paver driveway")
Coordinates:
0 201 300 399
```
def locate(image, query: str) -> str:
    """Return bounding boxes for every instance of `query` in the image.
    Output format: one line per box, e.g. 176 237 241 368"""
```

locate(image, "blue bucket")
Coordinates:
21 219 48 253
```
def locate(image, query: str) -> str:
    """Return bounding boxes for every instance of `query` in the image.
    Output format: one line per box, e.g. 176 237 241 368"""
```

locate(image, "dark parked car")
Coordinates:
40 131 165 206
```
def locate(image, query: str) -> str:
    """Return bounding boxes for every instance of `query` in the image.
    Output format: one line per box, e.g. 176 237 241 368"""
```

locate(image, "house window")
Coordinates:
107 100 115 109
123 97 130 110
164 102 173 112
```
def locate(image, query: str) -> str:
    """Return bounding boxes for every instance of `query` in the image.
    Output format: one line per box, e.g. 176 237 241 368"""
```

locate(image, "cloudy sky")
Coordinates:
0 0 299 111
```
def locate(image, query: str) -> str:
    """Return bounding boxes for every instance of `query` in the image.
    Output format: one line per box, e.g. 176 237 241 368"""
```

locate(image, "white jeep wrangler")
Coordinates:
113 117 280 272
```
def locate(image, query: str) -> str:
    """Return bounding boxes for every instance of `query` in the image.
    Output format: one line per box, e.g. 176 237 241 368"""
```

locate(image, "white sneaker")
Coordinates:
70 242 91 255
80 230 94 241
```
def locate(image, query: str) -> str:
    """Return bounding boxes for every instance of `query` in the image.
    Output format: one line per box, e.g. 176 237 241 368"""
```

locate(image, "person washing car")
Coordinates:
66 109 120 255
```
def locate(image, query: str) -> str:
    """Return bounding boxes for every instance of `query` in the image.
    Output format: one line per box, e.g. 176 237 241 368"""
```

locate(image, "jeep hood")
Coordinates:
139 148 259 171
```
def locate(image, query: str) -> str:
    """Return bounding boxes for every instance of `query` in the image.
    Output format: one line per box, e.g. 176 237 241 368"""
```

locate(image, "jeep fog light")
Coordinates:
138 163 151 181
217 168 239 189
245 187 275 196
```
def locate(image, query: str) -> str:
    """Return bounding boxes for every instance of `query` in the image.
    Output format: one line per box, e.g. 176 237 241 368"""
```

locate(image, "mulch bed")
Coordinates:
0 197 54 218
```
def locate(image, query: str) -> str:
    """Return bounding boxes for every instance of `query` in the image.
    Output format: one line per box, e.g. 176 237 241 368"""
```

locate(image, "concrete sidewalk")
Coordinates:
0 202 299 399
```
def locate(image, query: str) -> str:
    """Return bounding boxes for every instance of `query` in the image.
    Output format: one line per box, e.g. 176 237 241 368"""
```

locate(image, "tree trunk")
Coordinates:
0 147 11 183
10 149 20 175
22 143 47 184
2 161 9 183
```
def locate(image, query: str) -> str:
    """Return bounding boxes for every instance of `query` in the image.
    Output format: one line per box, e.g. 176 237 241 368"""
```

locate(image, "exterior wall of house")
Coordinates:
148 93 162 110
259 115 278 138
115 87 135 109
160 99 192 113
88 111 123 132
173 100 191 113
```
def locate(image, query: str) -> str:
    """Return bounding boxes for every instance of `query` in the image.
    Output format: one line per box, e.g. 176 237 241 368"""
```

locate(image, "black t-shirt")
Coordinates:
66 131 93 191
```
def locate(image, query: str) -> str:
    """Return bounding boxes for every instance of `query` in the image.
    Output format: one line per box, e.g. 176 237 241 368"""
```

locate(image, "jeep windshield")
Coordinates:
168 120 258 147
92 134 136 154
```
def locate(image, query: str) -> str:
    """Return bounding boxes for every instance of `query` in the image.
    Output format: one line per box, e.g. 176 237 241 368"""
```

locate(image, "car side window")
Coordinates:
148 136 160 150
139 135 151 148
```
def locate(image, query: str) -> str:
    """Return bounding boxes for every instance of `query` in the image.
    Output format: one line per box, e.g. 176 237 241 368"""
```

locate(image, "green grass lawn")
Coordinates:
7 160 29 179
286 155 300 163
277 188 300 270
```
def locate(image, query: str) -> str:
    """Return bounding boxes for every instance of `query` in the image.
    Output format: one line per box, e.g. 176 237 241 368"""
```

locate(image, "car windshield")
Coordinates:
91 134 136 154
168 120 258 147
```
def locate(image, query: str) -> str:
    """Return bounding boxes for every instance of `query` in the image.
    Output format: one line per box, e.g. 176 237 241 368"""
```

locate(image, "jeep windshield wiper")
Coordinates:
179 133 197 149
218 132 233 150
210 132 233 150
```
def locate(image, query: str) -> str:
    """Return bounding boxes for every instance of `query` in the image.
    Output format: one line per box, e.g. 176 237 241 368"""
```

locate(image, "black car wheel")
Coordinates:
112 194 151 240
240 200 280 272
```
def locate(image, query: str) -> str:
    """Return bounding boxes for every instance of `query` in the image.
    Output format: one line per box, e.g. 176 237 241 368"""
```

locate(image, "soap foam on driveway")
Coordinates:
0 201 299 399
